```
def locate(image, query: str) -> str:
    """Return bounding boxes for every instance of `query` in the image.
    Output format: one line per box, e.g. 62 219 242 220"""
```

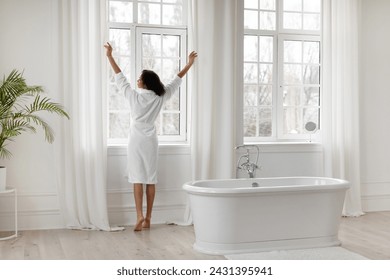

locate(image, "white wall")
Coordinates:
0 0 64 230
359 0 390 211
7 0 390 230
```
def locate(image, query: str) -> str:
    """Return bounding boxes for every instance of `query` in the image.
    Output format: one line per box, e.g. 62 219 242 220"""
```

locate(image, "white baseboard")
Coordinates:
1 205 188 231
0 189 187 230
0 191 65 231
361 181 390 212
362 195 390 212
0 209 64 231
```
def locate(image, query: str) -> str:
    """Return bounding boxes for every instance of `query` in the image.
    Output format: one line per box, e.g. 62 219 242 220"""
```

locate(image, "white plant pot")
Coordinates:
0 166 6 192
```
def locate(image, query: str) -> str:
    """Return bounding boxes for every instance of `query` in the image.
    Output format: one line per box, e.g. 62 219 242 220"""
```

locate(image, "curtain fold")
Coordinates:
178 0 238 225
55 0 114 230
322 0 364 216
190 0 237 181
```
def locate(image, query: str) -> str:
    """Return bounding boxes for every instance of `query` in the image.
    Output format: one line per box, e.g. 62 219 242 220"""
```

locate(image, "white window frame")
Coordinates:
277 34 322 140
107 0 189 146
136 27 187 143
279 0 321 36
243 0 322 143
243 32 278 142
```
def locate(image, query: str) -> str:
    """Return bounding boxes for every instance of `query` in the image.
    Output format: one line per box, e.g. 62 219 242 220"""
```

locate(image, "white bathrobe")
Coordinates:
115 72 182 184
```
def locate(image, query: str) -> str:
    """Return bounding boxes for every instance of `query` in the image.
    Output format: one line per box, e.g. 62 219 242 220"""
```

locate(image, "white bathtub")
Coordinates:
183 177 349 255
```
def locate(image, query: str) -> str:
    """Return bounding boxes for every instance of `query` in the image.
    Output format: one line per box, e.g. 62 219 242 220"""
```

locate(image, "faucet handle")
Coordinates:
234 144 259 151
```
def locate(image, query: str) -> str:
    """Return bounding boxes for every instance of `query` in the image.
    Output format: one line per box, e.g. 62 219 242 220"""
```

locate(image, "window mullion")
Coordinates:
131 25 136 86
276 33 283 139
134 0 138 23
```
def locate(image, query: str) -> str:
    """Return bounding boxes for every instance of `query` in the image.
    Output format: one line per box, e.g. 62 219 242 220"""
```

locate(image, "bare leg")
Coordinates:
143 184 155 229
133 183 144 231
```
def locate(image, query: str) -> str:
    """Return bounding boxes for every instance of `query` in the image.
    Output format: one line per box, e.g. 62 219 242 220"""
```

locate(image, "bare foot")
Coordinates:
142 218 151 229
134 217 144 231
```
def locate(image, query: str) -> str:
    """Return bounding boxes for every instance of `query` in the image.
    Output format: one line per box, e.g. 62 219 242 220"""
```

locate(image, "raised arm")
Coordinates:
104 42 121 74
177 51 198 78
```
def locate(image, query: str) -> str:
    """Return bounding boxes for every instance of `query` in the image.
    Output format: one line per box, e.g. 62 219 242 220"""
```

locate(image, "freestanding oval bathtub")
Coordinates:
183 177 349 255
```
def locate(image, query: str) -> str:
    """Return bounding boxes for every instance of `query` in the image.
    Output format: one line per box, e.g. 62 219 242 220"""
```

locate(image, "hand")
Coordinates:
188 51 198 65
104 42 122 74
177 51 197 78
104 42 113 57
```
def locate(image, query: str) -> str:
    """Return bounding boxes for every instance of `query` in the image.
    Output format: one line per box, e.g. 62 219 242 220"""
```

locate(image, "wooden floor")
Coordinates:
1 211 390 260
0 223 224 260
338 211 390 259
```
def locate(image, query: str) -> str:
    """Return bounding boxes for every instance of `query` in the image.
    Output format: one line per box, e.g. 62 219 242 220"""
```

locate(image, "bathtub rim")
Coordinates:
182 176 350 195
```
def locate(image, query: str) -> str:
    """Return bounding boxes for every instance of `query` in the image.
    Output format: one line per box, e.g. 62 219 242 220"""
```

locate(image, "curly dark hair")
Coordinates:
140 70 166 96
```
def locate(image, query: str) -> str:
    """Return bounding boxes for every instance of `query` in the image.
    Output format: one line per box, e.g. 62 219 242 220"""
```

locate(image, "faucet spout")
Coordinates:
234 145 260 178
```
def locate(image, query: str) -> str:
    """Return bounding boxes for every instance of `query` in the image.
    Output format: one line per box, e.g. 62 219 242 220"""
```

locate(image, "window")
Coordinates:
243 0 322 141
107 0 187 145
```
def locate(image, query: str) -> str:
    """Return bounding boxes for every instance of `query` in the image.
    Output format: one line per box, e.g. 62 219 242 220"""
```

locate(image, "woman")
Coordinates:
104 42 197 231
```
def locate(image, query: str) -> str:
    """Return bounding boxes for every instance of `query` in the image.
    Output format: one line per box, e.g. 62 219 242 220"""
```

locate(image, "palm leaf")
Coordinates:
0 145 12 159
17 114 55 143
0 70 26 101
0 69 70 159
26 95 70 119
0 118 36 138
0 70 44 118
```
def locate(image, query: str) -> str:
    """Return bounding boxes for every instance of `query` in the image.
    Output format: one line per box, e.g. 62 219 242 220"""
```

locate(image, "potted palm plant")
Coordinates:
0 69 69 191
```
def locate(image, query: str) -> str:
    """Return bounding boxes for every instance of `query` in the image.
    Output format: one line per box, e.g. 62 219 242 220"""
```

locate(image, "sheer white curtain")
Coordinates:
322 0 364 216
189 0 238 181
55 0 114 230
180 0 239 225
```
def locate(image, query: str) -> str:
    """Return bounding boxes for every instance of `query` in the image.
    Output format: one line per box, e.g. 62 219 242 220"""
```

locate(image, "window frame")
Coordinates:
107 0 189 146
243 32 278 141
277 34 322 140
136 27 188 143
243 0 322 143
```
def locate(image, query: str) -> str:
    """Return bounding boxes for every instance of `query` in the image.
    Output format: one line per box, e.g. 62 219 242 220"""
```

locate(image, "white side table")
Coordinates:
0 187 17 241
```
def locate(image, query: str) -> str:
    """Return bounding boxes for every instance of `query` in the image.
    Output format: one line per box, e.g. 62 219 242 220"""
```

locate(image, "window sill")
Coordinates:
243 141 323 153
108 142 322 156
107 144 191 156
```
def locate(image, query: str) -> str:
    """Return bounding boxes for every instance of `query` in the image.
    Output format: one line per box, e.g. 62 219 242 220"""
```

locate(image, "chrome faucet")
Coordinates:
234 145 260 178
